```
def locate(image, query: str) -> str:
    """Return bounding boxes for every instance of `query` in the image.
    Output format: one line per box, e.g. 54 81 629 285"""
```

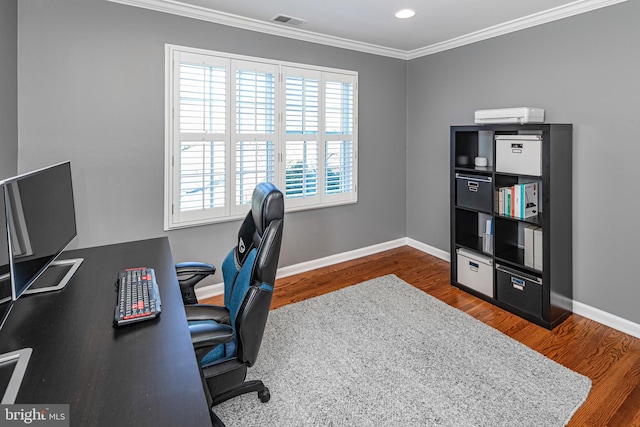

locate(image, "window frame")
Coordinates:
165 44 358 230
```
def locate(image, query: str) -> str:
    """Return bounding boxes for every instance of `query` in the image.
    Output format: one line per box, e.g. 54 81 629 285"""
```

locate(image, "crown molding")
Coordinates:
106 0 408 59
108 0 627 60
406 0 628 59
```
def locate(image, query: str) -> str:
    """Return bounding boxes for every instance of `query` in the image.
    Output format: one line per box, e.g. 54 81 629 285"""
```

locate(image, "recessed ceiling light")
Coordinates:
395 9 416 19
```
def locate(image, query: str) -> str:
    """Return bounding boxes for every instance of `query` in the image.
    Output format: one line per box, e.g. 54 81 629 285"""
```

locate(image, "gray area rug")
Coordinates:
214 275 591 426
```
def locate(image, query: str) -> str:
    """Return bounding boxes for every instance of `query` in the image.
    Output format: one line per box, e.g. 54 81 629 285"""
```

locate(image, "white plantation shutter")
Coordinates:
325 140 353 194
179 62 226 134
166 46 357 229
283 68 320 207
235 139 275 205
171 52 229 226
234 62 277 209
285 75 319 135
324 74 356 202
284 140 318 198
179 141 226 211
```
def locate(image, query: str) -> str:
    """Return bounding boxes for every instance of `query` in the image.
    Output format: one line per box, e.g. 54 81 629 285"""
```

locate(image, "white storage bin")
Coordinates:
495 135 542 176
456 248 494 297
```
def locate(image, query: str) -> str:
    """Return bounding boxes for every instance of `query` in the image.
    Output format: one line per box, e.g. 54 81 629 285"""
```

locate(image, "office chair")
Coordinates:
177 182 284 416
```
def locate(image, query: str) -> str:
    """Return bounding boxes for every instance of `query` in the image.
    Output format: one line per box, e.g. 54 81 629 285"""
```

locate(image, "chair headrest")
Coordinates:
235 183 284 265
251 182 284 236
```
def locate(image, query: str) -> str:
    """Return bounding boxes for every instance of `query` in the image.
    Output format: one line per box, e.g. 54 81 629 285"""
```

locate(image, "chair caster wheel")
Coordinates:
258 387 270 403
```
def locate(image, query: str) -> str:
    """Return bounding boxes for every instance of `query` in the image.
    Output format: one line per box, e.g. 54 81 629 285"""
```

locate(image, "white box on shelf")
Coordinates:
456 248 494 297
496 135 542 176
474 107 544 124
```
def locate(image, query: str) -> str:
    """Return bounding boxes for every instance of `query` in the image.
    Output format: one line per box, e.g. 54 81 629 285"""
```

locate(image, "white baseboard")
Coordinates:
405 238 451 262
275 238 408 278
195 282 224 301
194 237 640 339
573 301 640 339
195 238 409 300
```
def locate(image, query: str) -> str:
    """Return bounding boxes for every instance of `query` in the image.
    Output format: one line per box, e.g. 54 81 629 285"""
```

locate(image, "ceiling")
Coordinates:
110 0 625 59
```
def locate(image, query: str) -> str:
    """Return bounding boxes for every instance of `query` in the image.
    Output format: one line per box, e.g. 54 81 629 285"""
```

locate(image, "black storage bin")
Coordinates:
456 173 492 212
496 264 542 318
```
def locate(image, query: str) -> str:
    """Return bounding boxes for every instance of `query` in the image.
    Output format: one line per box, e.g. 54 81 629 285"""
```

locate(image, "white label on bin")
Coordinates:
511 277 525 291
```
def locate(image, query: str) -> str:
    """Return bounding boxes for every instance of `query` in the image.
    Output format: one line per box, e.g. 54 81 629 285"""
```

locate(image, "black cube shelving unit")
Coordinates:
450 123 572 329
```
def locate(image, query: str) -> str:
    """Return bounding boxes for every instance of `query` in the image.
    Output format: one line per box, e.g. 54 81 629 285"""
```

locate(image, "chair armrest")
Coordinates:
189 322 233 350
175 261 217 276
175 262 216 305
185 304 231 325
190 322 234 364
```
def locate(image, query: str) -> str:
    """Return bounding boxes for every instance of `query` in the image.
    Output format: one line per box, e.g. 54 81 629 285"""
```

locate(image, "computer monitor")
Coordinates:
3 162 82 301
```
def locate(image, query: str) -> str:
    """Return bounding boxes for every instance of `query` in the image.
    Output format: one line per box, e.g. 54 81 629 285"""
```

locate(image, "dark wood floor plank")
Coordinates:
200 245 640 426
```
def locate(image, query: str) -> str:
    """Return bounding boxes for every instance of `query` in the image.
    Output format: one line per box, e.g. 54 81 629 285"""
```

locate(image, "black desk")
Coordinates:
0 238 212 426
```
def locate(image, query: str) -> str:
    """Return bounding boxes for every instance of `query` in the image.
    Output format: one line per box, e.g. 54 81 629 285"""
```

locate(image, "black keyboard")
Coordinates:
114 267 162 327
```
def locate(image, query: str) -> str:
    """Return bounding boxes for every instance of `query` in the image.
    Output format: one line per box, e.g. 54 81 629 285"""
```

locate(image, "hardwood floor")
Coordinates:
202 246 640 426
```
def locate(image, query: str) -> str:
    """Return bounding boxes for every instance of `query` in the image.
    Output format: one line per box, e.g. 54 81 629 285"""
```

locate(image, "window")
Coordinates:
165 45 358 229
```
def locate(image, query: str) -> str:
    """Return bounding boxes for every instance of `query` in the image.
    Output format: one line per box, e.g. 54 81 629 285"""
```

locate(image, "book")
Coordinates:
505 188 511 217
513 184 521 218
511 186 515 217
522 182 538 218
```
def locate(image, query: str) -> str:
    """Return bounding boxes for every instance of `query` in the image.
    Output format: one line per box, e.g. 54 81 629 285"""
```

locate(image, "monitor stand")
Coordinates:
23 258 84 295
0 274 12 329
0 347 32 404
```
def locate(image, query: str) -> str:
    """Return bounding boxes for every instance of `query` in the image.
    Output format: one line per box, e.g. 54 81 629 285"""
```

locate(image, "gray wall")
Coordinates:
16 0 407 274
14 0 640 324
406 0 640 323
0 0 18 179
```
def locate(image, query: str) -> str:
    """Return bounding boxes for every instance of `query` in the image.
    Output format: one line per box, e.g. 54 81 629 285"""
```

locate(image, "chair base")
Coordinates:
211 380 270 406
204 359 271 406
208 385 269 427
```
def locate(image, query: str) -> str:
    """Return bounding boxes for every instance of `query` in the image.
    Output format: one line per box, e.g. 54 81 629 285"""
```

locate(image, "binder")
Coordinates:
524 225 536 268
533 227 543 270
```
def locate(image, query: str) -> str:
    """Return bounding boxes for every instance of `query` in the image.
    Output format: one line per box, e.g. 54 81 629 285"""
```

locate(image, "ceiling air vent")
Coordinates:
272 14 307 27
